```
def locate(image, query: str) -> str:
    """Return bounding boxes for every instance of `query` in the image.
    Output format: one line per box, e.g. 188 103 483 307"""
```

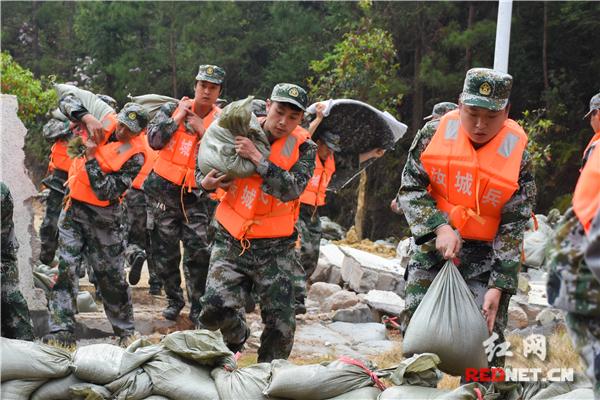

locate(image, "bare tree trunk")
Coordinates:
354 170 368 240
31 2 40 76
170 25 178 98
466 3 475 70
542 2 549 90
411 11 424 135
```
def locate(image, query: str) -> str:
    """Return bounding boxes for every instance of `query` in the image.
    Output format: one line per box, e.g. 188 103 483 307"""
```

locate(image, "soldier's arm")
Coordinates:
42 118 72 142
585 209 600 281
488 150 537 293
257 140 317 202
85 153 144 201
58 94 90 122
147 102 179 150
396 123 448 245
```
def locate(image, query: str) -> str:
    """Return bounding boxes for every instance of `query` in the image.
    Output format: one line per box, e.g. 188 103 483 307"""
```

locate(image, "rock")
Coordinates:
536 309 557 327
308 282 342 302
332 304 376 323
364 290 405 316
310 244 345 284
339 246 405 293
328 322 387 343
508 305 528 329
322 290 359 312
518 273 530 295
395 237 414 269
354 340 397 356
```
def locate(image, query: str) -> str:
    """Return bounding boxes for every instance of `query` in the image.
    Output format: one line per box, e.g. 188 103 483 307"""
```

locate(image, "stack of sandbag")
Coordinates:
32 264 58 294
128 94 178 119
523 213 555 269
378 382 489 399
402 260 489 376
211 363 277 400
198 96 270 179
54 83 115 121
390 353 442 388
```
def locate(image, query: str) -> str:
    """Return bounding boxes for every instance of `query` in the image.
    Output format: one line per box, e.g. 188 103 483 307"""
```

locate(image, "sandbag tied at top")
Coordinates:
402 260 489 376
0 337 73 382
211 362 283 400
198 96 270 179
160 329 235 368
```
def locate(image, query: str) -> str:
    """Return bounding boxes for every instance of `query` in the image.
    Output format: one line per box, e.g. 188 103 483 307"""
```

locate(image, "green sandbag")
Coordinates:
402 260 489 376
31 373 84 400
0 337 72 382
128 94 178 120
72 343 161 384
77 290 99 313
0 379 47 400
327 386 381 399
263 359 376 400
69 383 112 400
143 351 219 400
378 382 488 400
104 368 153 400
160 329 234 367
390 353 442 387
54 83 114 121
211 363 284 400
141 396 171 400
547 388 594 399
198 96 270 178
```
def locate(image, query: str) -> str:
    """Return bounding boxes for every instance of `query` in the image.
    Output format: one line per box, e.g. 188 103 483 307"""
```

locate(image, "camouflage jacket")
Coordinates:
42 118 72 142
59 95 144 203
1 182 18 263
396 119 536 293
586 210 600 282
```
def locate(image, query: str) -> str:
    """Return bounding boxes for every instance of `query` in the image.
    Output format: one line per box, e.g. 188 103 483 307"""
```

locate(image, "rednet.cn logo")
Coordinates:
465 367 574 383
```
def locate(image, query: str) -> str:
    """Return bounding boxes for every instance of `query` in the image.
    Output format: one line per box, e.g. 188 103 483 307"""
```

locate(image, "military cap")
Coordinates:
195 64 226 85
270 83 308 111
317 130 342 152
424 102 458 121
117 103 149 134
459 68 512 111
584 93 600 118
97 93 118 111
251 99 267 117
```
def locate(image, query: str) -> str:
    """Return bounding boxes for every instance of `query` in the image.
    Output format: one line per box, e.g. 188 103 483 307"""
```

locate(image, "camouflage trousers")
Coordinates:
1 260 34 340
296 204 322 282
39 170 68 265
199 229 297 362
146 192 215 323
123 188 160 287
404 265 511 368
565 313 600 398
47 200 134 337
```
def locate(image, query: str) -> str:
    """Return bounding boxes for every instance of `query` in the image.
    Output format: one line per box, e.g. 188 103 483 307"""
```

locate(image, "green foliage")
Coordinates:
517 109 552 172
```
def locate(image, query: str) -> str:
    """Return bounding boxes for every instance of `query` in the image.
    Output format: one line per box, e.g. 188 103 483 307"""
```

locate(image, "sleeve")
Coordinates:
256 140 317 202
42 118 72 141
585 209 600 283
58 94 90 122
85 153 144 201
146 102 179 150
487 150 537 293
396 122 448 245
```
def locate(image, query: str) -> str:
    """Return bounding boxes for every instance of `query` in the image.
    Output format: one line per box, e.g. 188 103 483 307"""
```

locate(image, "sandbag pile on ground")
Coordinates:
198 96 270 179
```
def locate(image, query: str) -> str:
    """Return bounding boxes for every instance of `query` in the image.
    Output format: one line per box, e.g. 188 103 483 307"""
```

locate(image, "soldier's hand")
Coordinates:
390 198 401 214
315 102 326 120
435 224 462 259
201 169 231 191
234 136 263 165
186 112 205 137
482 288 502 333
173 97 192 124
84 137 98 159
81 114 104 144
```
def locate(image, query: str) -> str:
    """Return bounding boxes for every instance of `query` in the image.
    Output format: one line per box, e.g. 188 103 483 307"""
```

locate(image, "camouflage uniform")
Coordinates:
46 99 146 340
296 203 322 281
1 182 34 340
396 69 536 368
423 101 458 121
39 116 72 265
199 83 317 362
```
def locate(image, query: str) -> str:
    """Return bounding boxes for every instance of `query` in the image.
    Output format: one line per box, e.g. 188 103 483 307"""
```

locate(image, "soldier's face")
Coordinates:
115 123 137 142
591 110 600 132
194 80 221 107
264 101 304 139
459 103 509 144
317 140 333 161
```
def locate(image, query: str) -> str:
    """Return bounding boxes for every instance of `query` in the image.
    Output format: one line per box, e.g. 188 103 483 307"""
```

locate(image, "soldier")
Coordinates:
1 182 35 340
546 118 600 397
396 68 536 369
44 99 149 346
144 64 225 323
583 93 600 158
198 83 316 362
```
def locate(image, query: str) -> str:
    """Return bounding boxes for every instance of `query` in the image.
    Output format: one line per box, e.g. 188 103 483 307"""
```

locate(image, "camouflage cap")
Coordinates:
423 102 458 121
459 68 512 111
270 83 308 111
195 64 226 85
117 103 149 134
251 99 267 117
317 130 342 152
584 93 600 118
96 93 118 111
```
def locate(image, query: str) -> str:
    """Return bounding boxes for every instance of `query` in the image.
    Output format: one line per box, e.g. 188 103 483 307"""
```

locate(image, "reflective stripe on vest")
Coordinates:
420 109 527 242
49 140 72 172
215 126 310 240
132 132 158 190
300 153 335 207
152 104 220 189
574 142 600 234
68 135 145 207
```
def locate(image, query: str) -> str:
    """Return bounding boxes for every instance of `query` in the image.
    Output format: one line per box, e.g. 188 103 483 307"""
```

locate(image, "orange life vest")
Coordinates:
49 140 72 173
215 126 309 240
420 109 527 242
131 131 158 190
584 130 600 158
300 153 335 207
573 141 600 234
152 104 220 190
68 135 145 207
